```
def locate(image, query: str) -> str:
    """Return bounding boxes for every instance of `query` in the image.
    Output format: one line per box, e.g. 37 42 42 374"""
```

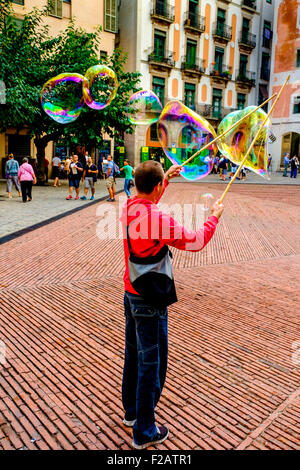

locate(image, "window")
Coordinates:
237 93 246 110
150 123 159 141
154 30 166 60
297 50 300 68
155 0 167 16
100 50 108 61
186 40 197 66
214 47 224 73
184 83 196 110
188 0 198 23
239 54 248 76
242 18 250 42
12 0 24 4
216 8 226 34
263 21 271 48
152 77 165 104
48 0 63 18
12 18 23 30
104 0 118 33
293 96 300 114
212 88 222 118
261 53 270 80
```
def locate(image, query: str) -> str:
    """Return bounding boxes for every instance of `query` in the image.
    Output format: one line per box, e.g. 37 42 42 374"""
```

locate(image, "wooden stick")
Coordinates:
179 93 277 169
218 75 290 204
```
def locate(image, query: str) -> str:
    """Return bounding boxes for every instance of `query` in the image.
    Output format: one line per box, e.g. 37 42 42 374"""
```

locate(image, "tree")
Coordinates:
0 0 141 181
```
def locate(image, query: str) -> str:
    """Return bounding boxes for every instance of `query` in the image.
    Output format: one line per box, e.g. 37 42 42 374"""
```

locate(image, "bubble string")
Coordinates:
218 75 290 204
178 93 277 170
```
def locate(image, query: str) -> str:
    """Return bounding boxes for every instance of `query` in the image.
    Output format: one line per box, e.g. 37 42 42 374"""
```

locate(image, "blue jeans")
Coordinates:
283 163 288 176
122 292 168 445
124 179 131 197
291 167 297 178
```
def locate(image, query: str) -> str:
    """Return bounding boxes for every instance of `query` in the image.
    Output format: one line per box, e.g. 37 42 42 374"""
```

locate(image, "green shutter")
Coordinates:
104 0 118 33
57 0 63 18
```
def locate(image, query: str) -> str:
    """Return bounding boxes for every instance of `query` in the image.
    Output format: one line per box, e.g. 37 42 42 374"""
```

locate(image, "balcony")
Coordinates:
181 57 205 77
238 31 256 52
210 64 233 84
184 12 205 35
150 0 175 25
212 22 232 43
197 105 236 121
242 0 256 13
148 50 175 73
235 70 256 89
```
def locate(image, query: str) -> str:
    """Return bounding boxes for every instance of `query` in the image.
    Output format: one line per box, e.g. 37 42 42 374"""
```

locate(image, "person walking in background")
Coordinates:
290 155 299 179
5 153 21 199
66 154 83 200
44 157 49 183
267 153 272 176
212 155 219 175
218 157 228 181
120 160 135 199
52 154 61 187
18 157 36 203
80 156 98 201
283 153 290 177
104 154 116 202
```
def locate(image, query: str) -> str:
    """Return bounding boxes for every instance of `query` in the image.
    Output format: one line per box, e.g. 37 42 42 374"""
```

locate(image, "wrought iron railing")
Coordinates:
151 0 175 22
212 22 232 40
235 69 256 85
210 64 233 79
181 56 205 74
184 11 205 32
239 30 257 48
148 50 175 67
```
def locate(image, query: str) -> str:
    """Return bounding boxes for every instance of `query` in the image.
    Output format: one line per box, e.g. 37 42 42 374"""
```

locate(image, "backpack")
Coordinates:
113 162 120 176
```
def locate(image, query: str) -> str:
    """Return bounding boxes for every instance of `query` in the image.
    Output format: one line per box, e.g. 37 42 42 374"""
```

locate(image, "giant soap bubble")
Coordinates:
127 90 163 125
83 65 118 110
217 106 271 178
41 73 87 124
157 101 217 181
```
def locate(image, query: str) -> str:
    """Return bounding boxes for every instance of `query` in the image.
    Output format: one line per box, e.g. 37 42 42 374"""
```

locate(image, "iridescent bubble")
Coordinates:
217 106 271 179
201 193 214 212
83 65 118 110
41 73 86 124
158 101 217 181
127 90 163 125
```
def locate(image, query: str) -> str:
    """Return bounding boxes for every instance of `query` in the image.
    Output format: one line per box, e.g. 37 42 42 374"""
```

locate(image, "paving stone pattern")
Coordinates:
0 183 299 450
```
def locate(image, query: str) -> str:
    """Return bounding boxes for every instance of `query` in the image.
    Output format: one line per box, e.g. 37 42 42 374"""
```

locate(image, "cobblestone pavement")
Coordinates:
0 171 299 241
0 178 123 240
0 183 300 450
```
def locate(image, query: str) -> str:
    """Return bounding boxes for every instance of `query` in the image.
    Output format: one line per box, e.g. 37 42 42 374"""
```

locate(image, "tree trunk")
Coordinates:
34 132 61 184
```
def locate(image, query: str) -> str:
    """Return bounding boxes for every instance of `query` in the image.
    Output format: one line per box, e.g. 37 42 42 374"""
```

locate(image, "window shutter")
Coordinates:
57 0 63 18
49 0 63 18
104 0 118 33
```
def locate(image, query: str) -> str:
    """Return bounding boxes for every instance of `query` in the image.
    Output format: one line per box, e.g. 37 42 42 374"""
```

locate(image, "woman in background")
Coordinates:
18 157 37 203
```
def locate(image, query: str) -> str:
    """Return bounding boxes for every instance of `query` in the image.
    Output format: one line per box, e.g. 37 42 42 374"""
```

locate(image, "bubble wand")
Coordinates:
218 76 290 204
178 94 277 170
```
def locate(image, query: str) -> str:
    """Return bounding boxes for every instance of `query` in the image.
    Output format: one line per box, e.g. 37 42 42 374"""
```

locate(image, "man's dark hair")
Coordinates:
135 160 164 194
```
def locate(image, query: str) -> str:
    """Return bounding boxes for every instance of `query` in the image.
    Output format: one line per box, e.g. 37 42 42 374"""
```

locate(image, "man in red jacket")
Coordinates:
120 160 224 449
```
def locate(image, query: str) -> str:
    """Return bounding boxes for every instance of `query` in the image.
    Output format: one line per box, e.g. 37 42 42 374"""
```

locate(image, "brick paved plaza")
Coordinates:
0 182 300 450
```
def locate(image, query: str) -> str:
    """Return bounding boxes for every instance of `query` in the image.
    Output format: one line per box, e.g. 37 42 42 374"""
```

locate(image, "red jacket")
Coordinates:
120 180 219 295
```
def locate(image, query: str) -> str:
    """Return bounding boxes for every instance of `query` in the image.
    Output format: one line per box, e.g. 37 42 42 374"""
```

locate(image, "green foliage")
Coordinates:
0 0 141 157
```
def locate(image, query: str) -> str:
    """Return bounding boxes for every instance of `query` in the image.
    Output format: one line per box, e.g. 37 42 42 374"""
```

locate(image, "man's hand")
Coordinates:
165 165 181 181
211 200 224 220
